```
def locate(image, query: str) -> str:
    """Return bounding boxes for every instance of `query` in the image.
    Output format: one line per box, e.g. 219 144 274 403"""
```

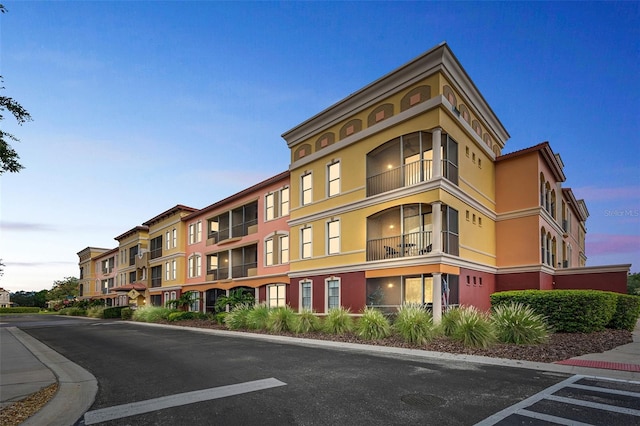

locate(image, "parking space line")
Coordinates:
83 377 286 425
516 409 593 426
546 394 640 416
567 383 640 398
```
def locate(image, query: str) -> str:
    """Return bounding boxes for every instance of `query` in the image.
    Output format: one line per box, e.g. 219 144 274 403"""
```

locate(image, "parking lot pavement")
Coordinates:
475 374 640 425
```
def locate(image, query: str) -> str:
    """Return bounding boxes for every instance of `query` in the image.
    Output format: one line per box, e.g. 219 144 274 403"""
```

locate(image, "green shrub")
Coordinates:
246 303 271 330
491 290 618 333
121 308 133 320
295 309 321 334
103 307 126 319
167 311 207 322
440 307 463 337
393 304 437 345
491 302 550 344
608 294 640 331
450 306 495 348
224 303 252 329
267 306 298 333
132 306 173 323
356 308 391 340
58 307 86 316
214 312 227 325
0 307 41 314
87 307 105 318
323 307 354 335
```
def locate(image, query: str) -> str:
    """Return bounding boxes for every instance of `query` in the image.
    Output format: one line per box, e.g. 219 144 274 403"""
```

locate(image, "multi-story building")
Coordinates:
180 171 290 312
77 246 111 300
77 43 629 313
0 288 12 307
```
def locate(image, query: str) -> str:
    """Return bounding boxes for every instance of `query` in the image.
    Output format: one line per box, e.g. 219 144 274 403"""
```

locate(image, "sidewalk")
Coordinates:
1 321 639 425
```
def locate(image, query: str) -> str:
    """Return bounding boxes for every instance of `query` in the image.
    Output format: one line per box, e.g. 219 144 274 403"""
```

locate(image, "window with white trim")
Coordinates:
280 235 289 263
172 228 177 248
326 278 340 310
268 284 286 308
172 259 177 280
281 187 289 216
265 238 274 266
188 221 202 244
188 254 201 278
266 192 275 221
327 161 340 197
265 187 290 221
327 219 340 255
301 226 312 259
165 262 170 280
301 172 312 206
166 231 171 250
300 280 312 310
264 234 290 266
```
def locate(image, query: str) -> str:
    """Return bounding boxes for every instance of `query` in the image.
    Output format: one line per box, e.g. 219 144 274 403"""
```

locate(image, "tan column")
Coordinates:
432 128 442 179
431 202 442 253
432 272 442 324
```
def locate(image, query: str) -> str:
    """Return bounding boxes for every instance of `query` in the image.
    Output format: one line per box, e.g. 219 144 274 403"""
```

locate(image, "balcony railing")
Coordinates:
206 268 228 281
366 231 433 261
232 262 258 278
367 160 432 197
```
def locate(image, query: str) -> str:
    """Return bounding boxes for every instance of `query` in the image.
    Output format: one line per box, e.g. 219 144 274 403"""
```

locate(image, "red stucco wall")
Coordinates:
554 271 627 293
458 268 496 311
289 271 366 313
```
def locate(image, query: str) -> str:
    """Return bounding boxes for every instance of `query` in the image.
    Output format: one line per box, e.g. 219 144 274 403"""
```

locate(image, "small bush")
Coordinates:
295 309 321 334
450 306 495 348
267 306 298 333
224 303 252 330
132 306 173 323
58 307 86 316
0 307 41 314
323 307 354 335
608 294 640 331
394 304 437 345
246 303 271 330
167 311 207 322
103 307 126 319
121 308 133 320
214 312 227 325
440 307 463 337
356 308 391 340
491 302 550 344
86 307 105 318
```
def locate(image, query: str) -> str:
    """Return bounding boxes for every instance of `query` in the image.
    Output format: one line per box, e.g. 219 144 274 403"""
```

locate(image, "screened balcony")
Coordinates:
206 244 257 280
207 201 258 243
366 131 458 197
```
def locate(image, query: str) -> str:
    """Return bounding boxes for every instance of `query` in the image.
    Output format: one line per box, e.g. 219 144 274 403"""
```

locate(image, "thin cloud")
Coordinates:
4 261 76 267
0 222 56 232
573 186 640 202
587 233 640 255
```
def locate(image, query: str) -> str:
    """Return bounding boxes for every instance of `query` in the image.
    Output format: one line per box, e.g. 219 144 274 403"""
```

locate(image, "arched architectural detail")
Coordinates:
492 144 501 156
294 143 312 161
458 104 470 123
472 119 482 136
339 119 362 140
315 132 335 151
400 85 431 111
483 133 492 147
443 85 457 107
367 103 394 127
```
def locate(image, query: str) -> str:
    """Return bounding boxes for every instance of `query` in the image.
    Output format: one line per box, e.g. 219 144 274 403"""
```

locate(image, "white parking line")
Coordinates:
83 377 286 425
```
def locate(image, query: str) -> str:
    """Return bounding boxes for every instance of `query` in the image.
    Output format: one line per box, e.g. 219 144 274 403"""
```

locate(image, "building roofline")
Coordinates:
142 204 198 227
182 170 290 221
281 42 509 148
76 246 111 257
114 225 150 241
562 187 590 221
497 141 566 182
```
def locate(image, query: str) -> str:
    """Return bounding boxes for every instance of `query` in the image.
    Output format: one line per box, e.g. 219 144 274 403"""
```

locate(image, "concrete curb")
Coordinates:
6 327 98 426
129 321 640 381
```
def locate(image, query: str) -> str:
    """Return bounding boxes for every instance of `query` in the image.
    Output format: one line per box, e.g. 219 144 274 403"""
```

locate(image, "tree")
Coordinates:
47 277 79 302
0 5 32 175
628 273 640 296
10 290 48 308
214 288 255 312
165 291 198 311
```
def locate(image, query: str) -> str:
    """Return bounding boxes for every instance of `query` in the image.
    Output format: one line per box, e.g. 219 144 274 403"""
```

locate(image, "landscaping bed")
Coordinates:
163 319 633 363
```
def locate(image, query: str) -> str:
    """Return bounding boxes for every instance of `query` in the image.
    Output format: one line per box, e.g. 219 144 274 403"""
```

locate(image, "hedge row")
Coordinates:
490 290 640 332
0 307 41 314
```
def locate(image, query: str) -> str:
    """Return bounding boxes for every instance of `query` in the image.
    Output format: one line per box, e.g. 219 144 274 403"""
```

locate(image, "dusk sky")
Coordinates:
1 1 638 293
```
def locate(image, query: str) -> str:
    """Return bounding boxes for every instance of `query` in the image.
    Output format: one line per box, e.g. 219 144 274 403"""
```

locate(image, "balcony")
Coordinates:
232 262 258 279
367 231 433 261
367 160 432 197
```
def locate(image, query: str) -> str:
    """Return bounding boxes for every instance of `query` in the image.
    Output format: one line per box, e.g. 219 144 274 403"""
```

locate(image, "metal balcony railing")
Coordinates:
366 160 432 197
232 262 257 278
366 231 433 261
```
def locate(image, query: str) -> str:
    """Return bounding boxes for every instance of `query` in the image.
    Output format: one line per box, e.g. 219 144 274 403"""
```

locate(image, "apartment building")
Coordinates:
77 43 629 312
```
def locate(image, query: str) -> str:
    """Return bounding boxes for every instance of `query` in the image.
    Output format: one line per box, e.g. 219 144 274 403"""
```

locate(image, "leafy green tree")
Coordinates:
165 291 198 311
214 288 255 312
0 5 33 174
628 272 640 296
47 277 79 301
10 290 48 308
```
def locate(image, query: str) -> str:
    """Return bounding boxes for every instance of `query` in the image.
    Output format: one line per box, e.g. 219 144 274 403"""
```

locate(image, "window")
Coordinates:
166 231 171 250
443 134 459 185
327 219 340 255
265 238 274 266
266 192 275 221
280 235 289 263
151 265 162 288
442 205 459 256
326 278 340 310
189 221 202 244
150 235 162 259
300 280 312 310
172 259 177 280
188 291 200 312
268 284 286 308
301 172 312 205
129 245 138 266
281 187 289 216
172 229 177 248
151 295 162 307
129 271 136 284
301 226 312 259
165 262 170 280
327 161 340 197
188 254 201 278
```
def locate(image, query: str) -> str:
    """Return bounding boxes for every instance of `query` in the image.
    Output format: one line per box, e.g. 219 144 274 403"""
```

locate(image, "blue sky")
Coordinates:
1 1 638 292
